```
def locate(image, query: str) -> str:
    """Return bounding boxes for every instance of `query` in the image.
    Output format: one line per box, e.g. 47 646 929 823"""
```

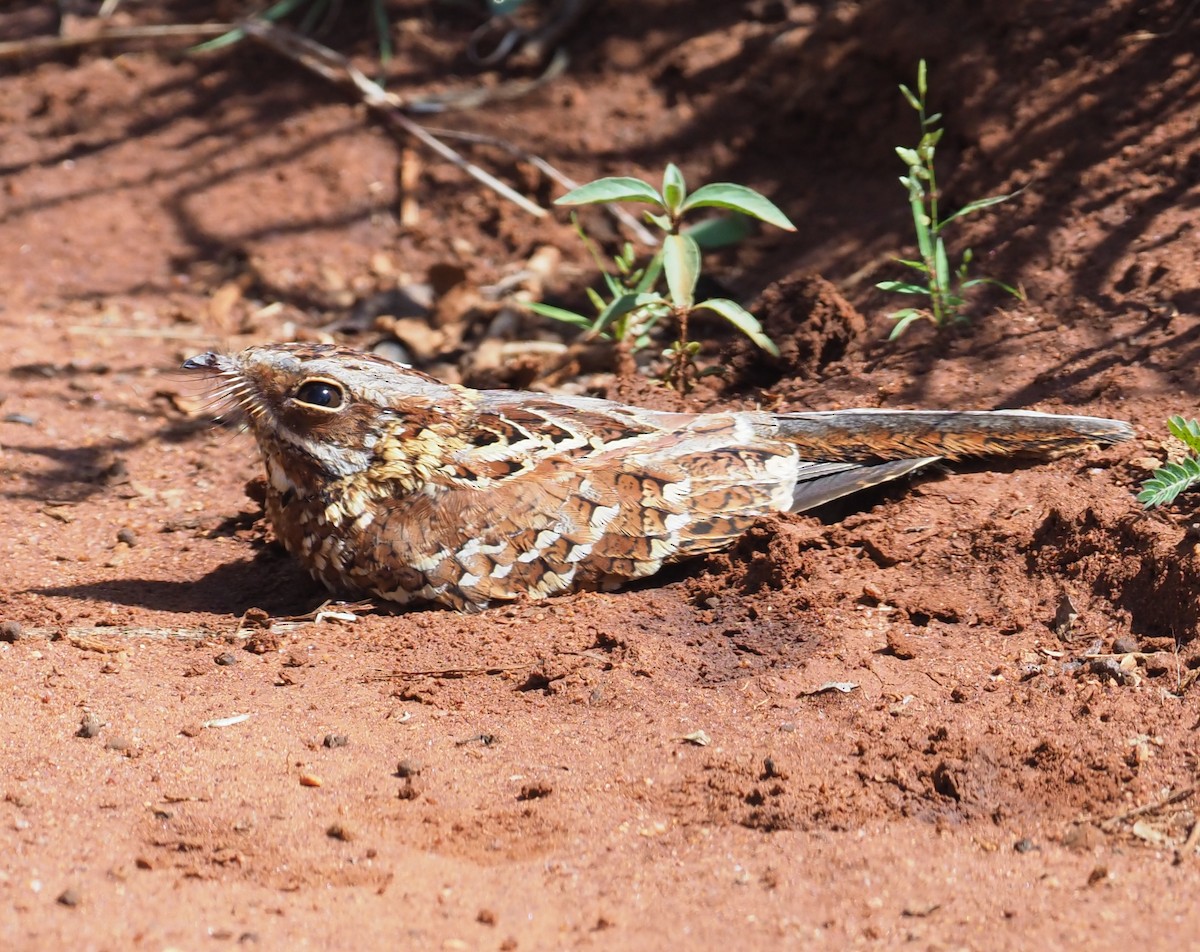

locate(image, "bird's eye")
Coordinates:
293 380 345 410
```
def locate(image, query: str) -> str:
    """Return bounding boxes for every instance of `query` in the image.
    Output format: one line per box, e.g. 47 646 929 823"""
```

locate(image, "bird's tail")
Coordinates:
773 409 1133 463
772 409 1133 513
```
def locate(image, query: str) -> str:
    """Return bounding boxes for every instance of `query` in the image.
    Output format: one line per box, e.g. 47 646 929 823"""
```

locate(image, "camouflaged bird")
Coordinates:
184 343 1133 611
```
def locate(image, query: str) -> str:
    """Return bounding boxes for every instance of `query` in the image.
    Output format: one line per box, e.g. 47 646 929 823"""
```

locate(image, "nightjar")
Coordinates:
184 343 1132 611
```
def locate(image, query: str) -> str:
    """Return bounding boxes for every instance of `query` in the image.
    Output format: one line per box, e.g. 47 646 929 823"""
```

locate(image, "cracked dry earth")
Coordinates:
3 1 1200 949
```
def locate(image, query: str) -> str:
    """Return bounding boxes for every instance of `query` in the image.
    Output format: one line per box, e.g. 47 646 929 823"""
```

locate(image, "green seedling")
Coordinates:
1138 416 1200 507
528 163 794 389
878 59 1024 339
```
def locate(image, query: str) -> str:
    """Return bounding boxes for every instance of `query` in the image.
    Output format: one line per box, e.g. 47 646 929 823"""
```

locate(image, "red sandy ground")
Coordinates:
2 1 1200 949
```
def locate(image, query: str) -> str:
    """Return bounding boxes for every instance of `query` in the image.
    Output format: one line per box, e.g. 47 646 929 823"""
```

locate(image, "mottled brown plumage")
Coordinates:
183 343 1133 611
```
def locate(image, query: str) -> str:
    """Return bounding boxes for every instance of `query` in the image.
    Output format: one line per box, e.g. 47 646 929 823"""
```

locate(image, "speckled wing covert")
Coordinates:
183 344 1133 611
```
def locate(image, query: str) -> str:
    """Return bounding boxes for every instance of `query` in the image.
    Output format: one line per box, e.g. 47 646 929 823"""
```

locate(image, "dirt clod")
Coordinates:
885 630 919 660
76 714 101 739
0 621 24 642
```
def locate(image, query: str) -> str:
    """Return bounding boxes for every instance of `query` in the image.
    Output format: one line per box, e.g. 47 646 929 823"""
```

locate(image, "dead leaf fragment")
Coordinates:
801 682 859 696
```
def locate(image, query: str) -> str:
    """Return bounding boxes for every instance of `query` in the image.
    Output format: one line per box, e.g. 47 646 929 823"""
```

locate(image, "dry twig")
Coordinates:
0 23 231 60
240 18 547 219
1101 784 1197 831
423 126 658 246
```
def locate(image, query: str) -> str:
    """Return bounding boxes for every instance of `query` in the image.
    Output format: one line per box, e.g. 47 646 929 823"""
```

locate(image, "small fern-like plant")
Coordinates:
1138 416 1200 507
878 59 1024 339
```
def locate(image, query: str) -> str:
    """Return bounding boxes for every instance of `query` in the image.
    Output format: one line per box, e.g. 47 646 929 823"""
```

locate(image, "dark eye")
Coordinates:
293 380 344 409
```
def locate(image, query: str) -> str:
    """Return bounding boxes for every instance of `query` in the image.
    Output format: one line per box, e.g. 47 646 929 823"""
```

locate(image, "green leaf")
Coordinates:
635 253 664 294
895 146 921 168
585 287 606 312
1138 456 1200 508
1168 416 1200 454
917 59 927 98
556 177 664 208
645 210 673 232
887 308 929 340
942 189 1023 225
662 163 687 214
525 302 593 329
680 184 795 231
369 0 393 63
925 112 943 125
662 234 701 309
876 281 931 295
693 299 780 356
933 236 951 289
899 83 921 111
893 257 929 271
911 197 933 262
192 0 310 51
592 293 643 337
960 276 1025 299
683 214 755 250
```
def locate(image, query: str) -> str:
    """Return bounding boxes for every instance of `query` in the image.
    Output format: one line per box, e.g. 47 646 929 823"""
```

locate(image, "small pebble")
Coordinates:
861 582 885 603
326 823 355 842
104 735 131 752
214 652 239 666
395 758 423 778
1111 635 1139 655
1014 838 1036 853
299 772 323 787
0 620 25 642
115 527 138 547
323 733 349 749
56 888 80 907
3 412 37 426
76 714 102 739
